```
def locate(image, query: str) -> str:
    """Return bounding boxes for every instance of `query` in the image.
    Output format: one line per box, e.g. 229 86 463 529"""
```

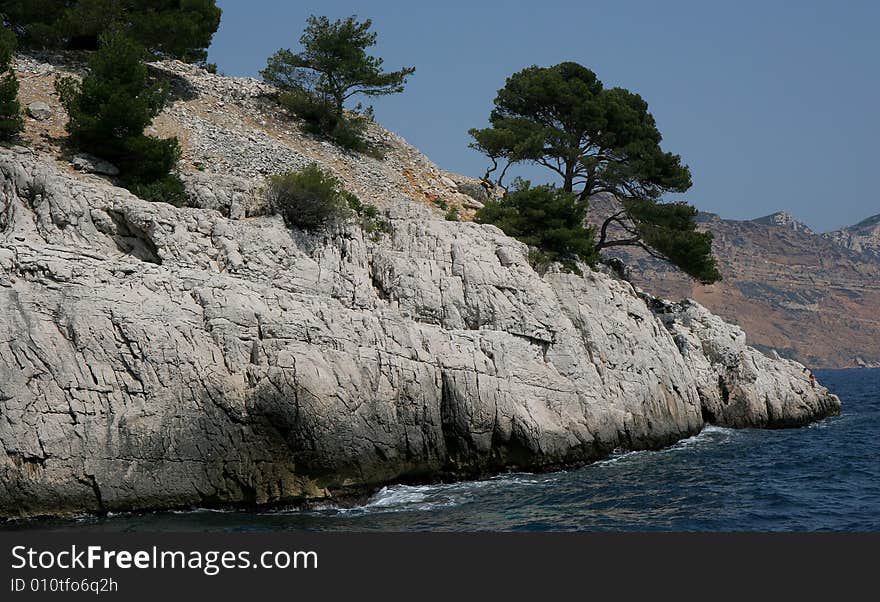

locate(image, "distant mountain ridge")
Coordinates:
823 213 880 258
751 211 815 235
591 197 880 369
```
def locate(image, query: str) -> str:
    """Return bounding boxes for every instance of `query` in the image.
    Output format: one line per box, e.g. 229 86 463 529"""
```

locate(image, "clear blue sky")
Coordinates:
208 0 879 232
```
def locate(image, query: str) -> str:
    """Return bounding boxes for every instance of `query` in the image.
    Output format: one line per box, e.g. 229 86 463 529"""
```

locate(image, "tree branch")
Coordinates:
595 210 628 249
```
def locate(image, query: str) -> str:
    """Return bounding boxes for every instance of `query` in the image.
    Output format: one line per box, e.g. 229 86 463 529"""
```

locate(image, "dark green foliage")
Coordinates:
267 164 353 231
469 62 691 199
119 134 181 183
475 179 599 273
0 25 22 140
277 87 372 152
56 31 164 153
262 15 413 152
268 164 388 237
469 62 719 283
0 1 66 49
57 31 184 203
445 207 460 222
0 0 222 64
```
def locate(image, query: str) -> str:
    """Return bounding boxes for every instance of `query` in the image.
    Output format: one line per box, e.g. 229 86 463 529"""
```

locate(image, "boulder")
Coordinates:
455 177 490 204
71 153 120 177
26 101 52 121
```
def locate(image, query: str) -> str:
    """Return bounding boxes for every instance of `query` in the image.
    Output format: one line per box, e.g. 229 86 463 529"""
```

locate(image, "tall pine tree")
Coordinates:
470 62 721 284
0 25 22 141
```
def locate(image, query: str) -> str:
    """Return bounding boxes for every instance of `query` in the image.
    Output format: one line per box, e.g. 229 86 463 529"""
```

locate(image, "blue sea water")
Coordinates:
10 368 880 532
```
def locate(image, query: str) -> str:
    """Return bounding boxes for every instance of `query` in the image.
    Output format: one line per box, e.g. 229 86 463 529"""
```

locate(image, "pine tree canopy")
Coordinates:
470 62 720 283
0 0 221 64
475 179 599 274
56 31 184 203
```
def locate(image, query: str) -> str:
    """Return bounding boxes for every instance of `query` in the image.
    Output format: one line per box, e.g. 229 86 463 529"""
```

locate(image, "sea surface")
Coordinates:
7 368 880 532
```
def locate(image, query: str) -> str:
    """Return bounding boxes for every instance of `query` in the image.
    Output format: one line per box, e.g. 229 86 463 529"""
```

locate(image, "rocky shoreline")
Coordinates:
0 57 840 519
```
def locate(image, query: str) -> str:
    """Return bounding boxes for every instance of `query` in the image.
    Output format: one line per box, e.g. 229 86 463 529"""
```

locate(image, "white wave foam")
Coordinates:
367 485 432 508
323 473 553 516
170 507 233 515
666 424 737 451
594 425 737 467
594 449 650 466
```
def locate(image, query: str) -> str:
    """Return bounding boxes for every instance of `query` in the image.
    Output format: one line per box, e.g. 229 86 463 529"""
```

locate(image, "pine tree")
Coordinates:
261 15 414 151
0 26 23 141
475 179 599 273
262 15 415 120
56 31 184 203
470 62 720 283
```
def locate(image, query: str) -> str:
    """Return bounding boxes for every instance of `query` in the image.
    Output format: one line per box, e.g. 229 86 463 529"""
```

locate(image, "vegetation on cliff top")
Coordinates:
0 25 22 140
3 8 718 282
476 179 599 274
268 163 389 238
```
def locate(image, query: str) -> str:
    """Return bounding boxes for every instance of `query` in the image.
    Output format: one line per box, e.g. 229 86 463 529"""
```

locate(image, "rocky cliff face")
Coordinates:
0 56 840 518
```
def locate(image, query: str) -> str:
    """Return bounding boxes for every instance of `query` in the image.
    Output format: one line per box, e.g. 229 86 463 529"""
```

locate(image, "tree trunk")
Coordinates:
563 162 574 193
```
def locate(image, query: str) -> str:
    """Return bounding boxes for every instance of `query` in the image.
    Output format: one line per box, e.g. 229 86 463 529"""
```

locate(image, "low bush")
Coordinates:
268 164 353 230
126 173 187 207
346 191 391 239
117 136 181 183
268 164 389 236
278 89 338 134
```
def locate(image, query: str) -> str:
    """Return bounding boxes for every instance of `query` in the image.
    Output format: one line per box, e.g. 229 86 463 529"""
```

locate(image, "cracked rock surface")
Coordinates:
0 57 840 518
0 149 840 517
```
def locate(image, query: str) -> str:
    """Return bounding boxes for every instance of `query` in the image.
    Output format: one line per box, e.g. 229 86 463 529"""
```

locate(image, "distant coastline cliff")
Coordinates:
590 197 880 369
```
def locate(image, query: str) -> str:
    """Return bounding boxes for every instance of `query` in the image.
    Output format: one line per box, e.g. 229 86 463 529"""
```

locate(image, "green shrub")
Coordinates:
268 164 353 230
268 164 389 236
345 191 390 239
328 114 372 154
278 89 338 133
445 207 460 221
126 173 187 207
119 135 181 182
475 179 599 273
